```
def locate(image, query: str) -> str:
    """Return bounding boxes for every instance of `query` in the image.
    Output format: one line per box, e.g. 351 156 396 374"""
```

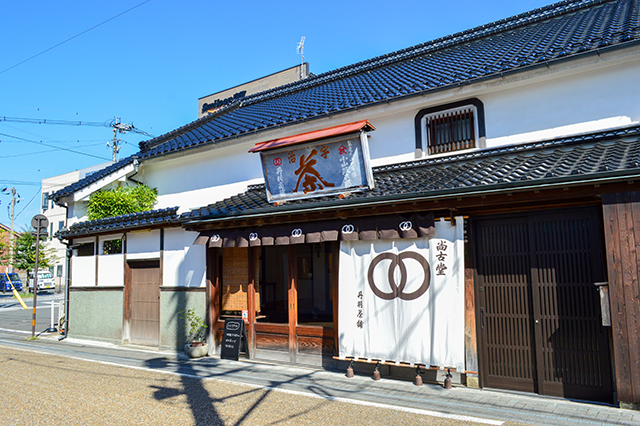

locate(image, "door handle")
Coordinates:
480 308 485 330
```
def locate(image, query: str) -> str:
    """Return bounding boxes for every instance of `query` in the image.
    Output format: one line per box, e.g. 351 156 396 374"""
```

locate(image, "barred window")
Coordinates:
424 107 476 155
415 99 485 157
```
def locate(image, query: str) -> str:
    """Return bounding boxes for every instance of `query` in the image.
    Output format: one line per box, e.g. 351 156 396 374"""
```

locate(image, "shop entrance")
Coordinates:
255 243 337 364
474 207 613 402
212 242 337 364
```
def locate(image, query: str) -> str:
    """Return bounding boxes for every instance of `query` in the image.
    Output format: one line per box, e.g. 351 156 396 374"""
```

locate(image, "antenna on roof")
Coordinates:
297 36 305 80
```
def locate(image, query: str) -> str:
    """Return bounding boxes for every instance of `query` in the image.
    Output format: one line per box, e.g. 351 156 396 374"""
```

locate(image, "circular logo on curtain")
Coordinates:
211 234 221 242
341 224 354 234
249 233 258 241
399 221 413 231
291 228 303 238
367 252 430 301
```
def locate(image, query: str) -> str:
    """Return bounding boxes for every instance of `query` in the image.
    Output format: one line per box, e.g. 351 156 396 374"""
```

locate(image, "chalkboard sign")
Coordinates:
220 318 249 360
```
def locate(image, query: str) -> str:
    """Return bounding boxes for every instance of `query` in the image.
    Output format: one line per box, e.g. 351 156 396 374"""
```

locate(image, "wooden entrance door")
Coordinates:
127 260 161 346
254 243 336 364
475 207 613 402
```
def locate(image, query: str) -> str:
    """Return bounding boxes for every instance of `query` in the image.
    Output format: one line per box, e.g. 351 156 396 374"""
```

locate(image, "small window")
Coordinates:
42 192 49 211
56 265 63 277
58 221 64 231
102 239 123 255
424 107 475 154
415 98 485 157
76 242 95 257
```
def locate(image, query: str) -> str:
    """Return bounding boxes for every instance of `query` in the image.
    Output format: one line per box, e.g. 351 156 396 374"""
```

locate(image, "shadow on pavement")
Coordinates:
144 357 335 426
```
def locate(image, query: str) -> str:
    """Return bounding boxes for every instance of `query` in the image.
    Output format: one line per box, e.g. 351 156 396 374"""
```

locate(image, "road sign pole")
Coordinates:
30 214 49 338
32 229 40 338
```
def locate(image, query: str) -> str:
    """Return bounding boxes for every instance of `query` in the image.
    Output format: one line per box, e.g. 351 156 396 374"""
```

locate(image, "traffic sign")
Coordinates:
31 214 49 231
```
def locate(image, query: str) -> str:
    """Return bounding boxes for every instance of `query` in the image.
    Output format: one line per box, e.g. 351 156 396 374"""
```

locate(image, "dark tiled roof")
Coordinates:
57 207 180 239
138 0 639 157
181 125 640 223
51 156 135 201
52 0 640 201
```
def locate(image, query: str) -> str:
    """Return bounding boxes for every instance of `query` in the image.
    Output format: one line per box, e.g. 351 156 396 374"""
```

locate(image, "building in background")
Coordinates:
41 163 111 289
198 63 310 118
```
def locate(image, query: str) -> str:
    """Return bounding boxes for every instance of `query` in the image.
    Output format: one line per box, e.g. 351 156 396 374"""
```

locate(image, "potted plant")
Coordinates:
180 308 208 358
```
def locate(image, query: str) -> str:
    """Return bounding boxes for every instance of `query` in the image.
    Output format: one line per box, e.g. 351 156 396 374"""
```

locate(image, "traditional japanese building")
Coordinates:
53 0 640 408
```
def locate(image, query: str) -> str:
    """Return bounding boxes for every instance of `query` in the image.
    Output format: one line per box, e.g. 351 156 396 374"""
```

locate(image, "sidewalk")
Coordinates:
4 330 639 426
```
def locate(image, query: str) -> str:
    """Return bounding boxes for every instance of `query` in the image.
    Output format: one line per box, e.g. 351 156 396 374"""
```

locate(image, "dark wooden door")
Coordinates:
475 207 613 402
128 260 161 346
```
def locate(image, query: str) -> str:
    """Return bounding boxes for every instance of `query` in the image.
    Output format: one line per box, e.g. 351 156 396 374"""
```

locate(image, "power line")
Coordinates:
0 116 106 127
0 180 41 186
0 142 106 159
0 132 111 161
0 0 153 76
14 188 41 221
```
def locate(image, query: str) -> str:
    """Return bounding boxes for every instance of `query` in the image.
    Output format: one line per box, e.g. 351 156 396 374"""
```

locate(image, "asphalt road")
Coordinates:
0 291 63 335
0 345 512 426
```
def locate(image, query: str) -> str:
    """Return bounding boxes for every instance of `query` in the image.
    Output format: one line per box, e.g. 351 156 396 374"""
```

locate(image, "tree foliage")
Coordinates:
13 231 58 272
0 229 9 265
87 184 158 220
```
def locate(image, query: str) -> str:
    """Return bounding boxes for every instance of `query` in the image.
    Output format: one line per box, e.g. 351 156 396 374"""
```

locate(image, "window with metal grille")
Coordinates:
424 107 476 155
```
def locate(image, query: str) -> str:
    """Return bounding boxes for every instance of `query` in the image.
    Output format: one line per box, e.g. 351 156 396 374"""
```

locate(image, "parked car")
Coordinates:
28 271 55 293
0 272 23 293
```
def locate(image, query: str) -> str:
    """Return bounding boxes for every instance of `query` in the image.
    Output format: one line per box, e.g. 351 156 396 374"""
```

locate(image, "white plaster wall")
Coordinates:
127 230 160 260
482 58 640 147
71 237 95 287
97 235 124 287
163 228 206 287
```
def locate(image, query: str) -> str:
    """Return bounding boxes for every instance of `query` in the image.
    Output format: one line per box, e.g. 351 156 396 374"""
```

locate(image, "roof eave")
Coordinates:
180 169 640 228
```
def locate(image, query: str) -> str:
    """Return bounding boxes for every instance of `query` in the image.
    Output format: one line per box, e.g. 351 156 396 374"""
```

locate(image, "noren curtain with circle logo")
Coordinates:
337 217 465 370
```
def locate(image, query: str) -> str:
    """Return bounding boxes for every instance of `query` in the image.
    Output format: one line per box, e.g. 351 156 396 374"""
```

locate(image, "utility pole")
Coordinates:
1 187 19 272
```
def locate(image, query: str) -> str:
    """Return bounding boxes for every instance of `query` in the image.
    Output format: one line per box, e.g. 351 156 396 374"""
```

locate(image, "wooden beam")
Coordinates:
602 192 640 405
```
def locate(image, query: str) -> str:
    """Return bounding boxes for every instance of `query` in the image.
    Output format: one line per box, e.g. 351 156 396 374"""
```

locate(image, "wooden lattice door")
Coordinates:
475 207 612 402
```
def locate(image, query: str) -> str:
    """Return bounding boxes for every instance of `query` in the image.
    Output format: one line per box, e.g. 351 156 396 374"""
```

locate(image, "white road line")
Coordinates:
0 344 503 425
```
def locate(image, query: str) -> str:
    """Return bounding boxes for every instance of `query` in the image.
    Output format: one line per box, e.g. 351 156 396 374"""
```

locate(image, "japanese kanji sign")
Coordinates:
337 217 465 370
260 134 374 203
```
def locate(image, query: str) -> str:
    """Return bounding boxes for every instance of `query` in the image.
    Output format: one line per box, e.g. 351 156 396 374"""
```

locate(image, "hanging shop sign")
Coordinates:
250 120 375 203
337 217 465 370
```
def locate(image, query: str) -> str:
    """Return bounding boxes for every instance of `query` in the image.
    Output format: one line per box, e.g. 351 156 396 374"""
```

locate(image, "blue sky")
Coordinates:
0 0 551 229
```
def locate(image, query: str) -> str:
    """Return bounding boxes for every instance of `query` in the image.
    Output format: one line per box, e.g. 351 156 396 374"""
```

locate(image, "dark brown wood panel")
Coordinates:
476 217 536 392
128 260 160 346
531 212 611 401
602 192 640 405
475 207 612 402
256 333 289 351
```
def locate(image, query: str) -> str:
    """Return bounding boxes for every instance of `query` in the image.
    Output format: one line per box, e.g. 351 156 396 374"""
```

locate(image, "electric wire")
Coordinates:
0 0 153 76
0 132 110 161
